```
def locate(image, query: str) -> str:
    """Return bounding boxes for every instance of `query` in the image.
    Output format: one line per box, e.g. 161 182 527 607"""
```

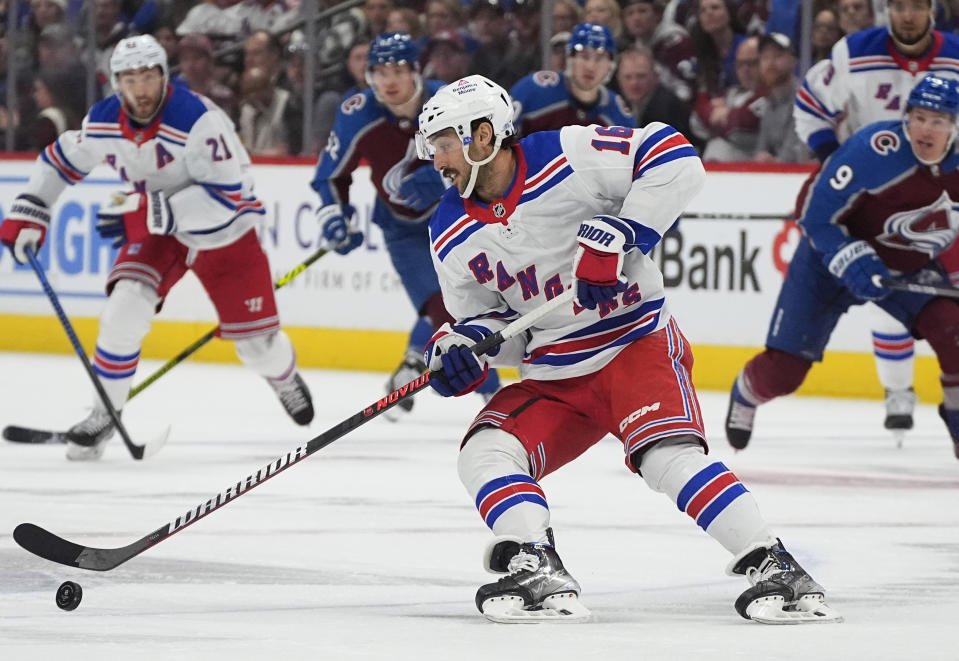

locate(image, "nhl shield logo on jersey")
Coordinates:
493 202 506 218
877 190 959 256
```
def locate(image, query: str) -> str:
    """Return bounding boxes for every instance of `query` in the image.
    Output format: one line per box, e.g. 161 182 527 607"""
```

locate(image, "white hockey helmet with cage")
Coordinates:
416 75 516 198
110 35 169 92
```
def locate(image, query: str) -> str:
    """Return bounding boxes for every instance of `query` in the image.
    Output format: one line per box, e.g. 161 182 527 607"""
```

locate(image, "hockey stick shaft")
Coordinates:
13 288 576 571
25 249 147 460
873 275 959 299
128 247 328 400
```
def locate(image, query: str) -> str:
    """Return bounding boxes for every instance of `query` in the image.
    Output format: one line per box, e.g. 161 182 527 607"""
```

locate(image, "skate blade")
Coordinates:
65 442 108 461
481 593 591 624
745 594 844 625
65 425 170 461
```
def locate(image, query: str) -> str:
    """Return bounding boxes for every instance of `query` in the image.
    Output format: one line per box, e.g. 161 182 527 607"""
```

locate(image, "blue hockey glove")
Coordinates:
397 165 446 212
825 240 890 301
572 215 630 309
424 323 496 397
317 204 361 255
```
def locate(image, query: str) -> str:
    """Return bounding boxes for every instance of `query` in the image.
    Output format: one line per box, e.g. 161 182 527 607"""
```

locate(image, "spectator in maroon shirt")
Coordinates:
621 0 697 102
690 35 765 161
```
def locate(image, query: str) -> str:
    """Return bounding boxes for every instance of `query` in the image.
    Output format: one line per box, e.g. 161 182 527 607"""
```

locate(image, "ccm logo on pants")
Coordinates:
619 402 661 432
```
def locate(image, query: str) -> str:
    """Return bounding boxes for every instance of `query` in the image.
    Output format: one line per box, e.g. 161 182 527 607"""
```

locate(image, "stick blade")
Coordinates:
13 523 131 571
126 424 171 460
3 425 66 444
14 523 87 568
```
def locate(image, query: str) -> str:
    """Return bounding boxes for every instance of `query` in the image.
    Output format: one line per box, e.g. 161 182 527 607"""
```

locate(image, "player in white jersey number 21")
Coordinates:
0 36 314 460
415 75 843 625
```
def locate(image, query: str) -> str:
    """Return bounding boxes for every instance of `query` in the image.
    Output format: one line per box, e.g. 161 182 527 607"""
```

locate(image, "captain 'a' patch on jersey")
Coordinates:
33 83 262 249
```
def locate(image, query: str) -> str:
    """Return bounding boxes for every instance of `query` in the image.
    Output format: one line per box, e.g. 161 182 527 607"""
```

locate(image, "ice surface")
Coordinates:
1 352 957 660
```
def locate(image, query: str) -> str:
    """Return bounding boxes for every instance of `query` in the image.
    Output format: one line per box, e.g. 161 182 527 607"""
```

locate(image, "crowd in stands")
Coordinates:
2 0 959 162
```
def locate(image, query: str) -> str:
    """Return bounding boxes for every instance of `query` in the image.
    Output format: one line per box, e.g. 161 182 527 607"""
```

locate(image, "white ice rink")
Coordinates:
1 351 958 660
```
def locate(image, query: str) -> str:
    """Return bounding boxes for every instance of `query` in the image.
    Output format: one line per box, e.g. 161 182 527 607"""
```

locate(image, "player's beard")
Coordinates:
891 18 931 47
124 90 164 123
443 165 473 195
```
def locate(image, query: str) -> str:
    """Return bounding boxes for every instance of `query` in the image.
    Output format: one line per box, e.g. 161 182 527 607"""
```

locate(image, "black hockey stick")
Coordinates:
24 249 167 460
128 247 329 399
13 289 576 571
873 275 959 299
2 426 66 444
3 247 328 446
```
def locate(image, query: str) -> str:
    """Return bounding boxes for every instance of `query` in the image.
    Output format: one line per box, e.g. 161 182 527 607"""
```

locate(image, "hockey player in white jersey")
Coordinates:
415 75 842 624
794 0 959 440
0 35 314 460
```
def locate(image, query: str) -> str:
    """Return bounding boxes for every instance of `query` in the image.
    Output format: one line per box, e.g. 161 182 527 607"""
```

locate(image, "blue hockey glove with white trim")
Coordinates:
397 165 446 212
317 204 362 255
572 214 630 309
824 240 891 301
424 323 498 397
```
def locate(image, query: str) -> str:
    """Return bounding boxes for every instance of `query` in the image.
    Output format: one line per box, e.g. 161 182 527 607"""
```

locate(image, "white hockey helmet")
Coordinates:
110 35 169 92
416 75 516 197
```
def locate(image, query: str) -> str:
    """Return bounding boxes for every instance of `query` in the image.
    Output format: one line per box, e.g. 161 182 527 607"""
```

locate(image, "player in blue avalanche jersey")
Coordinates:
795 0 959 438
310 32 499 417
729 74 959 461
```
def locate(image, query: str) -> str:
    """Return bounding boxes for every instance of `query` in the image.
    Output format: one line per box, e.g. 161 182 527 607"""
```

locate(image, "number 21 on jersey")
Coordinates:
591 126 634 155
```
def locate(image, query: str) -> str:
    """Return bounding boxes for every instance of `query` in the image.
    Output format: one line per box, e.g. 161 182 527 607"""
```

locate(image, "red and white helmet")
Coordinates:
110 35 169 92
416 75 515 197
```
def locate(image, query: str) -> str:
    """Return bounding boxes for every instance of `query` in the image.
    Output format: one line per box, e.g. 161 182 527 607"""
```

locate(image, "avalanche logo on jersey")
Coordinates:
341 93 366 115
876 190 959 256
532 71 560 87
383 140 420 207
870 130 900 155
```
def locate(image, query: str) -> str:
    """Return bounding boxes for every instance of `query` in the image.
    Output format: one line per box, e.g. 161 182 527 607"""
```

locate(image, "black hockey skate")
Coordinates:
729 539 842 624
65 407 116 461
885 388 916 448
476 532 590 623
382 350 426 422
938 405 959 460
268 372 314 425
725 382 756 450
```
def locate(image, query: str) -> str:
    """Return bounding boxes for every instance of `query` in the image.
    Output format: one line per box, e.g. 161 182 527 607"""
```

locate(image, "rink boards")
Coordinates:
0 157 942 401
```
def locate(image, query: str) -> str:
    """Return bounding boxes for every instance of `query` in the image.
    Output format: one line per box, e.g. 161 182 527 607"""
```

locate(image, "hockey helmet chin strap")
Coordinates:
902 116 959 166
459 130 504 199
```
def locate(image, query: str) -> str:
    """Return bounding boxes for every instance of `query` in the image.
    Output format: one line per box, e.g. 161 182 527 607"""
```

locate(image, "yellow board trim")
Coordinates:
0 314 942 402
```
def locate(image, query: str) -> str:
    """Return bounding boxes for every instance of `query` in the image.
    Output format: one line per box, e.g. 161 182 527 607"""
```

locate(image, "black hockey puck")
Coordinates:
55 581 82 611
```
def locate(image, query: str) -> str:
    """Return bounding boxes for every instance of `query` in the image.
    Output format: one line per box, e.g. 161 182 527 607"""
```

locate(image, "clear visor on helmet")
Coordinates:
415 129 469 160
